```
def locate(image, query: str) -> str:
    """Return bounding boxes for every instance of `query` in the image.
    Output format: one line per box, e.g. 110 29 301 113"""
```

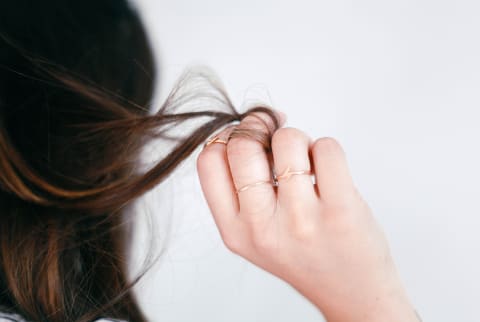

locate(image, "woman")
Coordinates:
0 0 420 321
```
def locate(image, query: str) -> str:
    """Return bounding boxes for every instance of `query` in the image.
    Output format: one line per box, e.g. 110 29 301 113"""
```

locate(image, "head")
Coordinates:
0 1 156 321
0 1 279 321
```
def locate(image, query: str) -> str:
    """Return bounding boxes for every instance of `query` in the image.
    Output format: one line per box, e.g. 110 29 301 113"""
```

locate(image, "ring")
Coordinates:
235 180 274 194
235 166 313 194
274 166 312 185
204 124 238 148
204 136 228 148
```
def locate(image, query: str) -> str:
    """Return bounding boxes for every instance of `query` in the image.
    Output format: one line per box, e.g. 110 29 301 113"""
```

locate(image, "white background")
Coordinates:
129 1 480 321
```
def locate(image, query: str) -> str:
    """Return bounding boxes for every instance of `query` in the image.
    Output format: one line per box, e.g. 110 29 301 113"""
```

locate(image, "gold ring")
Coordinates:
235 180 274 194
274 166 312 184
235 166 313 193
204 136 228 148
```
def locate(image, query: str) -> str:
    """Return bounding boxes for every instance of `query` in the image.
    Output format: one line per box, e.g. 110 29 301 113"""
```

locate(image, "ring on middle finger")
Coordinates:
274 166 312 186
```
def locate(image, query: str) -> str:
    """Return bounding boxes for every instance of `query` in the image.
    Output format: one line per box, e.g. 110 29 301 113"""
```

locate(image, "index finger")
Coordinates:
197 126 239 235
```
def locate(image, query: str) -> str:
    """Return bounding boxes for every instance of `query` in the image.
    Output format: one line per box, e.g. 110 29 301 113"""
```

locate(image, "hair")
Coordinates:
0 1 280 321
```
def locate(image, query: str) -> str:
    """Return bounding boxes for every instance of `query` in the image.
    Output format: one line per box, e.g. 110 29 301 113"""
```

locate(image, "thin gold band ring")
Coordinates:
275 166 312 182
235 167 313 194
204 136 228 148
235 180 274 194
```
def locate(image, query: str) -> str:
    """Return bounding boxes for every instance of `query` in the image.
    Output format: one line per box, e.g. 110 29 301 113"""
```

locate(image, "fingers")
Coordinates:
271 128 318 211
198 109 284 237
197 126 239 235
226 112 278 217
311 137 356 204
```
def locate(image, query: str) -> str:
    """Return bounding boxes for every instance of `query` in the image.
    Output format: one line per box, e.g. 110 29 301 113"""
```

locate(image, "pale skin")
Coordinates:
196 111 420 322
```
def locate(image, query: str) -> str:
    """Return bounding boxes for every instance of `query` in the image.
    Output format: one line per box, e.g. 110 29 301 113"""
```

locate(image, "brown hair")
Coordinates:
0 1 280 321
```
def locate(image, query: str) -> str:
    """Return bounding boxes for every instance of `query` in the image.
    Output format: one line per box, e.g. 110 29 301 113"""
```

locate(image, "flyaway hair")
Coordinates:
0 1 280 321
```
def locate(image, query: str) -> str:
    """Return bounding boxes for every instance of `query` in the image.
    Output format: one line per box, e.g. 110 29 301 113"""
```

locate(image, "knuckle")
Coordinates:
279 195 316 217
227 126 269 153
227 111 275 153
244 111 276 129
312 137 343 157
272 127 308 147
226 136 254 156
196 149 214 171
251 232 276 254
291 219 317 241
282 200 306 219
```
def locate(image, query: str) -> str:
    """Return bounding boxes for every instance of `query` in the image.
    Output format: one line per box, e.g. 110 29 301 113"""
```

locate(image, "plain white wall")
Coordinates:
128 1 480 321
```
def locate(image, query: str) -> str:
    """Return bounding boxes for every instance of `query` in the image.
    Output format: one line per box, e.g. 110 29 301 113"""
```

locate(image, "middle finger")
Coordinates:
226 111 279 218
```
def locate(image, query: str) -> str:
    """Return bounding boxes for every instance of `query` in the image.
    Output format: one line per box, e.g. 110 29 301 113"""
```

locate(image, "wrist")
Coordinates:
320 285 419 322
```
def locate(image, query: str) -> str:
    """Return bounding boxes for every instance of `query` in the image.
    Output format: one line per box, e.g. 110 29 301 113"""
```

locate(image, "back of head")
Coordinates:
0 0 154 321
0 1 279 321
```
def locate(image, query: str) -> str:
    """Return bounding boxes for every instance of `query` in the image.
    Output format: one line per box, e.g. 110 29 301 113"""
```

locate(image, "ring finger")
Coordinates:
271 128 318 213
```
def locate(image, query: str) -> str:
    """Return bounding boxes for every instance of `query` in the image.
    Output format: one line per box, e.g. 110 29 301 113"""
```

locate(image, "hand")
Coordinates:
197 111 419 322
